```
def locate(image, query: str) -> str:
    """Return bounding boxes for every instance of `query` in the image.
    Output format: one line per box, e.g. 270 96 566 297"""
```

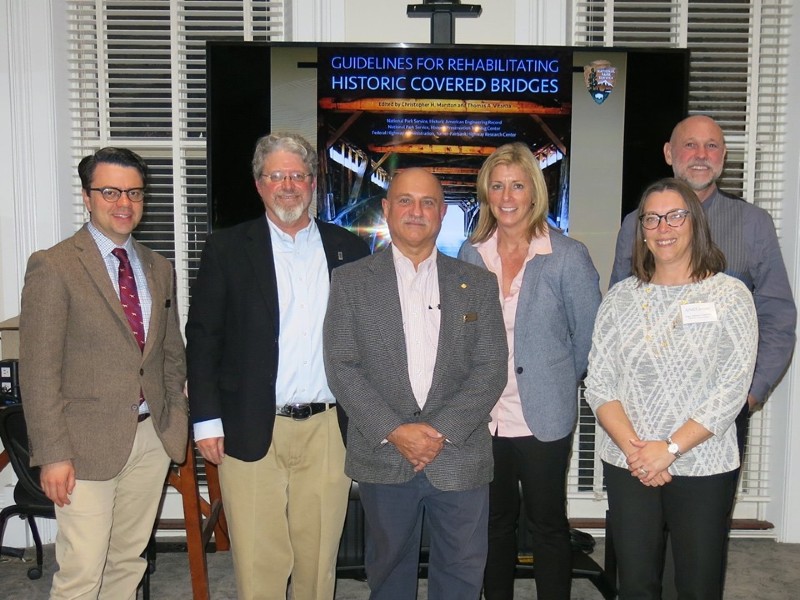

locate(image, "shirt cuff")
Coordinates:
193 418 224 441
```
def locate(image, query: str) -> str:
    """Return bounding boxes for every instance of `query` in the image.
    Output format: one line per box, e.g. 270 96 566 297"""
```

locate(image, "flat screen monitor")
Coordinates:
206 42 689 256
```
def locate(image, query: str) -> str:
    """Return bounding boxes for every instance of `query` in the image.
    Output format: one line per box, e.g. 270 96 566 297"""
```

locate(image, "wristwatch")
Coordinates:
666 437 682 459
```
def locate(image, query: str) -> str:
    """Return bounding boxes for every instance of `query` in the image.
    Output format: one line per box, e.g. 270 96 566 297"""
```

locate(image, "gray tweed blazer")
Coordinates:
323 247 508 492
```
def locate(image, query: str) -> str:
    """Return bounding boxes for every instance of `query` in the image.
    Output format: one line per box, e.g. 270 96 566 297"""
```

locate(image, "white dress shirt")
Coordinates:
194 215 333 441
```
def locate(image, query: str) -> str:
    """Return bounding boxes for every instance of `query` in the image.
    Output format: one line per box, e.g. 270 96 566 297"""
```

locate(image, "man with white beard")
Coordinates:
186 132 369 600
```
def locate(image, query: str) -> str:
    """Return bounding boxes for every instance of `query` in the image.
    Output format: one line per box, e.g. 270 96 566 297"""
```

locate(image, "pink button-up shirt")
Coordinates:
392 245 441 409
475 227 552 437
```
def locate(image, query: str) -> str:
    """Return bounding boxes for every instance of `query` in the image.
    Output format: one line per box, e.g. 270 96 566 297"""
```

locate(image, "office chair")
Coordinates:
0 403 55 580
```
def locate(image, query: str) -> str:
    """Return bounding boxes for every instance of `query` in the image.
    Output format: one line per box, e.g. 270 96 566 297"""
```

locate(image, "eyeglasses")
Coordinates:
262 171 313 184
640 209 690 230
88 187 145 203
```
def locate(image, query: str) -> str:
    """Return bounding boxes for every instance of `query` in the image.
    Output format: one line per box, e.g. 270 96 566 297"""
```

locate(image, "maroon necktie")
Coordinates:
112 248 145 351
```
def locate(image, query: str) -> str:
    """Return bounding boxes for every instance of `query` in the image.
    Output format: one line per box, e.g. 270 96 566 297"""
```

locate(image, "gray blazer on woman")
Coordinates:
458 229 601 441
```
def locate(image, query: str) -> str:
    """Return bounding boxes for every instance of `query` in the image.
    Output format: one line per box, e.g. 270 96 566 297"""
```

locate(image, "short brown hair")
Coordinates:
78 147 149 191
631 177 725 282
469 143 550 244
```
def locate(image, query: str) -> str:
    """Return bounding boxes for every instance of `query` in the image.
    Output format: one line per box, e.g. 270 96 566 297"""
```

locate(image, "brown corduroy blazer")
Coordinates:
19 225 188 480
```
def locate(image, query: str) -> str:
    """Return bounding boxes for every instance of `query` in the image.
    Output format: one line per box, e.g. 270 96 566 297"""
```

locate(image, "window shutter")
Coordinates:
67 0 286 318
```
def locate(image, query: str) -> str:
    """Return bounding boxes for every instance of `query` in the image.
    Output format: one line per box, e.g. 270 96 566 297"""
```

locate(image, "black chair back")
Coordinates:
0 404 51 508
0 403 55 579
0 404 155 591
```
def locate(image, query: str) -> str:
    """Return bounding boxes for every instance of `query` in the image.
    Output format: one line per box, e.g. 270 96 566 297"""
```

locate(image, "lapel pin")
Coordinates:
460 283 467 289
337 251 344 260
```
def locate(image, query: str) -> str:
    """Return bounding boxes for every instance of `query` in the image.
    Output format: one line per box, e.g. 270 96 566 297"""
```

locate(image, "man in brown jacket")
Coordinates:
19 147 188 599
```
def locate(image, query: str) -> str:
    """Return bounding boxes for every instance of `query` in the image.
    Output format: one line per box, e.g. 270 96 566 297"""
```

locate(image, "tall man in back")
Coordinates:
323 168 508 600
19 147 189 599
185 132 370 599
610 115 796 450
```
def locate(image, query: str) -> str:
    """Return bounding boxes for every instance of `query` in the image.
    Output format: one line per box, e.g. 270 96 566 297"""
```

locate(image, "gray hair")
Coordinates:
251 132 318 180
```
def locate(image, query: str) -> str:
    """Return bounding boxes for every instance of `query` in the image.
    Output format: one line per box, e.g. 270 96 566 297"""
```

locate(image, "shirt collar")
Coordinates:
265 213 317 247
391 244 438 276
475 225 552 259
86 221 135 258
528 225 552 256
702 187 721 211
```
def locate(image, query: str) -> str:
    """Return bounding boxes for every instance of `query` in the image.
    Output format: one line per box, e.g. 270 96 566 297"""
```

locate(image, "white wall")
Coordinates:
293 0 568 46
0 0 71 324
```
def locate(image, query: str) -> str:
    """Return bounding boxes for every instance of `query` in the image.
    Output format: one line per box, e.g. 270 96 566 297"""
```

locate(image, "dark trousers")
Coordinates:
483 434 573 600
735 401 751 463
660 401 749 600
604 462 738 600
359 472 489 600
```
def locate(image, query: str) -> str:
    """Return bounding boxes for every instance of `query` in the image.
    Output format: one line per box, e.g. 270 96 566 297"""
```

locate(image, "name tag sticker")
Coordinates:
680 302 718 324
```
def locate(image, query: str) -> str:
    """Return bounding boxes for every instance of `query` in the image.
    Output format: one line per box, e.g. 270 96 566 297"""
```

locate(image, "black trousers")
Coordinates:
483 434 573 600
604 462 738 600
735 401 751 463
655 401 749 600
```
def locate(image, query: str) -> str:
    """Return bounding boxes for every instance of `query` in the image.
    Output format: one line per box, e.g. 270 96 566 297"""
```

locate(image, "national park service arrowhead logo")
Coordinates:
584 60 617 105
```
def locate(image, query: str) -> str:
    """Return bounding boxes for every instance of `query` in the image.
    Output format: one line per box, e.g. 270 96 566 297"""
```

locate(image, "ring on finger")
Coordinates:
639 467 648 475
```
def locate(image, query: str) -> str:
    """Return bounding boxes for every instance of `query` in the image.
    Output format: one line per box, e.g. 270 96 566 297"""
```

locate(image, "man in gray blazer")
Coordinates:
323 168 508 600
19 147 188 599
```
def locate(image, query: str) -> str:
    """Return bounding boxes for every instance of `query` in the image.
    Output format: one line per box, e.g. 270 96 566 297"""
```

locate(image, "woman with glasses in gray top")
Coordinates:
585 177 758 599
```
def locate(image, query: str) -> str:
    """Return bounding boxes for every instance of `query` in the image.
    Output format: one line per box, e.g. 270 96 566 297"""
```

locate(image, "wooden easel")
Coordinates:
168 441 229 600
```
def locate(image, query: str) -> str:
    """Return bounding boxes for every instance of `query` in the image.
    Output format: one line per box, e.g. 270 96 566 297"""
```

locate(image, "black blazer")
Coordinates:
185 216 370 461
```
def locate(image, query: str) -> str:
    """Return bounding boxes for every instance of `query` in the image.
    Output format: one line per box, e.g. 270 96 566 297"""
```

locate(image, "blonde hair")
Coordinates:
469 143 549 243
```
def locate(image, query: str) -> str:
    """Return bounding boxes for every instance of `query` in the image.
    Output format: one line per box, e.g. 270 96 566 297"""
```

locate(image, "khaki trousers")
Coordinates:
50 417 170 600
219 407 350 600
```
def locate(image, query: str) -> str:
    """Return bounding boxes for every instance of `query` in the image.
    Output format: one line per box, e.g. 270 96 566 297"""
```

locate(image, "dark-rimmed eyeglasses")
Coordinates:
640 209 690 230
262 171 313 184
88 187 145 203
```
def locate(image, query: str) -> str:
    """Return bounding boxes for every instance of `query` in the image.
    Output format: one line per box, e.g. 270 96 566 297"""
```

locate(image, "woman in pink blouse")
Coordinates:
459 143 601 599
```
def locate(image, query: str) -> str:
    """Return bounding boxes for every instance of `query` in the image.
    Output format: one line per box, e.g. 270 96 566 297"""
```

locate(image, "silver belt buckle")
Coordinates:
280 403 313 420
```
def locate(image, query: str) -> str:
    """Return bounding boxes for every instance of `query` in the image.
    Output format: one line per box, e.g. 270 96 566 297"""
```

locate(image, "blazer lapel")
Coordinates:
245 217 280 331
427 255 468 401
516 252 547 320
74 227 141 352
318 219 351 277
369 249 411 384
